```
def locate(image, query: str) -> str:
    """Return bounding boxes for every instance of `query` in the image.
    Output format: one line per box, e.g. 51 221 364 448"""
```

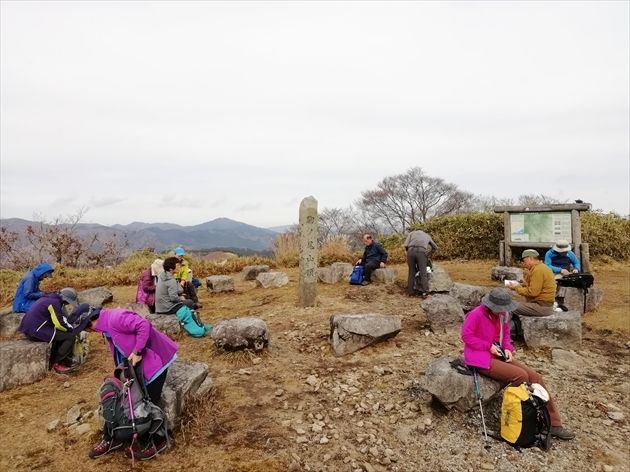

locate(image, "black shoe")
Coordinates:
89 438 124 459
558 304 569 312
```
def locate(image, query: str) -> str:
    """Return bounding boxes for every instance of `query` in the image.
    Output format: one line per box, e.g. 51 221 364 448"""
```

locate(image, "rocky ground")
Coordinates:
0 260 628 472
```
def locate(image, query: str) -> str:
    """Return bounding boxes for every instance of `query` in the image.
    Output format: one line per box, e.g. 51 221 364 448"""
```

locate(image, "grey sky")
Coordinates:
1 1 628 227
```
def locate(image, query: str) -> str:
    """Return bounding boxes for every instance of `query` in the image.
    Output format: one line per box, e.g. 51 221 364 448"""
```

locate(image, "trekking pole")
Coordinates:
472 368 489 442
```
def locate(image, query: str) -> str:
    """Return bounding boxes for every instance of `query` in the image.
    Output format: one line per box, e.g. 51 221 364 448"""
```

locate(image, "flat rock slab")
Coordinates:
0 340 50 391
520 310 582 349
161 361 211 431
372 268 398 285
563 287 604 313
422 357 503 412
211 317 269 352
256 272 289 288
491 266 523 282
146 314 182 336
428 265 454 293
318 262 354 284
0 313 23 338
329 314 401 357
242 265 270 281
420 294 465 331
78 287 113 307
206 275 235 293
449 283 491 312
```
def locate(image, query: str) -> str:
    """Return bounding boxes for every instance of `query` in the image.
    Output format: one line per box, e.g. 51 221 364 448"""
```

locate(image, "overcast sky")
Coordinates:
1 1 628 228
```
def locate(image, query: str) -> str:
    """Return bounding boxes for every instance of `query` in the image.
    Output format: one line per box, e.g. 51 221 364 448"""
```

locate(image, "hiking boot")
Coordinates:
52 362 72 374
89 438 124 459
558 304 569 312
360 280 370 286
550 426 576 440
126 442 158 461
154 437 169 454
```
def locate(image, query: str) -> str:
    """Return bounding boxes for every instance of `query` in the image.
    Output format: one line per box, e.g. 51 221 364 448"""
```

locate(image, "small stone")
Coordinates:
369 446 379 457
238 369 252 375
275 389 285 397
47 419 60 432
424 418 432 426
320 436 329 444
306 375 318 386
66 405 82 425
296 435 308 443
373 366 385 375
608 411 625 422
603 465 614 472
363 464 376 472
252 358 262 365
75 423 92 435
288 461 300 472
312 424 323 433
480 463 494 471
63 382 70 388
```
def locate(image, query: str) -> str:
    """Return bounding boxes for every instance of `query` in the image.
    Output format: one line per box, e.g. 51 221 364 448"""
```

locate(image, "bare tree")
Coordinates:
318 207 357 242
517 194 565 206
358 167 473 234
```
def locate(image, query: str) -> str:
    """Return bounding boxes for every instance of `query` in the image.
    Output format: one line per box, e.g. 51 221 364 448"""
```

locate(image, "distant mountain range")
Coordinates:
0 217 287 252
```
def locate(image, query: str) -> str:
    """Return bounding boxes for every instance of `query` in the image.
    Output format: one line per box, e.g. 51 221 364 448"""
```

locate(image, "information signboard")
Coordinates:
509 212 572 243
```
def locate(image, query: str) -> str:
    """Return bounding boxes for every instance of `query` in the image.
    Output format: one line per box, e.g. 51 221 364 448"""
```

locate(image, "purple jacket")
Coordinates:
460 304 514 370
93 308 178 382
18 293 73 342
135 268 156 306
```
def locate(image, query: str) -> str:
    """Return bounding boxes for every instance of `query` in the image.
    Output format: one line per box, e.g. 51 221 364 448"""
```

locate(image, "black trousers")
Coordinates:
51 331 76 365
363 260 380 282
407 248 429 294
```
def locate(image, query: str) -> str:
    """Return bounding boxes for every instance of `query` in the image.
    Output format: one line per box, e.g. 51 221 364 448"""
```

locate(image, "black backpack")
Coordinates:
99 362 168 444
556 272 594 290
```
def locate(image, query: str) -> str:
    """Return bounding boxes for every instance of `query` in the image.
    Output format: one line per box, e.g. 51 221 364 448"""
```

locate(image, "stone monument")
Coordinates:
298 196 318 307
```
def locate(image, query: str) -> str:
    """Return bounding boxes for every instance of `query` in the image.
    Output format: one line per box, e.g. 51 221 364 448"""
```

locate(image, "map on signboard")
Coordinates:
510 212 572 243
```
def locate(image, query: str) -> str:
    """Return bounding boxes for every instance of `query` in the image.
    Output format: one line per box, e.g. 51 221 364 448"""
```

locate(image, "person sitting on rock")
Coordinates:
173 247 202 309
85 307 178 461
155 257 195 314
461 287 575 440
356 233 388 285
544 240 581 312
136 259 164 313
17 288 90 373
12 262 55 313
507 249 556 317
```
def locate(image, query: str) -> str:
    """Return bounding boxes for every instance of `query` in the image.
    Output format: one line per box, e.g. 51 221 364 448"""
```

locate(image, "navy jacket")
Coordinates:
361 241 388 265
12 263 54 313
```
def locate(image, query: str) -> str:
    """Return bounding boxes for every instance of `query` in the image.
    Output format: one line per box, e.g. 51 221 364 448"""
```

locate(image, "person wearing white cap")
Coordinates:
544 240 581 312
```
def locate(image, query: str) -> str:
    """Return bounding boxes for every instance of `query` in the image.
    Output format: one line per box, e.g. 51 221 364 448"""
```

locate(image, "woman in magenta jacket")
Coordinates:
461 288 574 440
87 307 178 460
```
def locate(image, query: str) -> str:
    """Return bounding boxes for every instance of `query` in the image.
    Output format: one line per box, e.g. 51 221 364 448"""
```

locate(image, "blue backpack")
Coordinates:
175 306 208 338
349 265 365 285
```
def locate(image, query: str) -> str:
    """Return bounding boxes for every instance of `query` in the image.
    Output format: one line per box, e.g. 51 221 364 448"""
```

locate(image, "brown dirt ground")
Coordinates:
0 260 628 472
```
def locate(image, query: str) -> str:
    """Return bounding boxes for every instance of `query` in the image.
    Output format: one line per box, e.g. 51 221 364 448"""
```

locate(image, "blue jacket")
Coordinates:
361 241 388 265
544 249 581 274
12 263 55 313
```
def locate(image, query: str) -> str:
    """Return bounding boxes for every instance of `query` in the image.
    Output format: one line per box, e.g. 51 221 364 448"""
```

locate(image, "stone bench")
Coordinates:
421 357 503 412
317 262 354 284
372 268 398 285
206 275 235 293
491 266 523 282
78 287 113 307
329 314 401 356
428 264 454 292
124 303 182 336
563 287 604 313
211 317 269 352
256 272 289 288
420 294 465 331
241 265 270 281
449 283 491 312
0 312 23 338
519 310 581 349
0 340 50 391
161 360 212 431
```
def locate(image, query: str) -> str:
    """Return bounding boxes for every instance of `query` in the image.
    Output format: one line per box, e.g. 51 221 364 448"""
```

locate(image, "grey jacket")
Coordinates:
155 271 183 314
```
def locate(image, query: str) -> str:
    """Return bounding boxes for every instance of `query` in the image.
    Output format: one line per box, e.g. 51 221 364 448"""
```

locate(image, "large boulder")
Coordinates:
124 303 181 336
241 265 270 281
420 294 465 331
125 303 151 317
422 357 503 412
161 361 211 431
78 287 113 307
372 268 398 285
562 287 604 313
450 283 491 312
519 310 582 349
491 266 523 282
318 263 354 284
256 272 289 288
329 314 401 357
428 265 454 293
0 313 23 338
206 275 235 293
211 317 269 352
0 340 50 391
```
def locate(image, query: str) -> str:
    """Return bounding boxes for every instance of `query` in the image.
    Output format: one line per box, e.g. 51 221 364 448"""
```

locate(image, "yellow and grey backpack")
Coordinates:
500 383 552 450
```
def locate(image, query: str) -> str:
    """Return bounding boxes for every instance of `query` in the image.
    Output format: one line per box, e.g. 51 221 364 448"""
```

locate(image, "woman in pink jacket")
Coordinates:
461 288 574 440
86 307 178 460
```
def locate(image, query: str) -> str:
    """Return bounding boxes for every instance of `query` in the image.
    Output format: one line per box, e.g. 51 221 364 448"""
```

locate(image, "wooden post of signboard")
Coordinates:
499 240 505 266
503 212 512 266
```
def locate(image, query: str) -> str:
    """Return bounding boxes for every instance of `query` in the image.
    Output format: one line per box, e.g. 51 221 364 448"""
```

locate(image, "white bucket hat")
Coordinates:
552 240 571 253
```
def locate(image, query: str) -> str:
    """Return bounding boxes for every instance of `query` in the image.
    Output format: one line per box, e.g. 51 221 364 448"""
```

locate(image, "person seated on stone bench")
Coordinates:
83 307 178 461
155 257 195 314
136 259 164 314
507 249 556 318
12 262 55 313
17 288 89 374
544 240 581 312
356 233 388 286
173 247 202 309
461 287 575 440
